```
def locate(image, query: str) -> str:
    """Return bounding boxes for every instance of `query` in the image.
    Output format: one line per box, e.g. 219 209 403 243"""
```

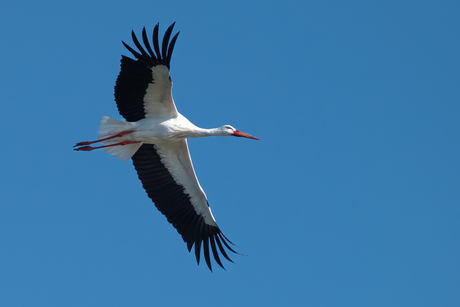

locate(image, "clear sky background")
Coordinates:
1 0 459 306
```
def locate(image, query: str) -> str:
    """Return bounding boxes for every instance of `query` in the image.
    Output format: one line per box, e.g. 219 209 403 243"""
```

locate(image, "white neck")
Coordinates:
187 127 227 138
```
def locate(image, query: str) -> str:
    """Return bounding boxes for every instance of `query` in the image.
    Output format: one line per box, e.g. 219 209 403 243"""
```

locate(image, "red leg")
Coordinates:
74 140 140 151
73 130 135 147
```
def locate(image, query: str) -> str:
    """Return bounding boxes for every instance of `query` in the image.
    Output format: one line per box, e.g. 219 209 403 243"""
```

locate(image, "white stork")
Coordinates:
74 23 258 271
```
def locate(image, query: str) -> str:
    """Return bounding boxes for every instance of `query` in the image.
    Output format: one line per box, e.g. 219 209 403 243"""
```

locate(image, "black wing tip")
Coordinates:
123 22 179 68
187 226 240 272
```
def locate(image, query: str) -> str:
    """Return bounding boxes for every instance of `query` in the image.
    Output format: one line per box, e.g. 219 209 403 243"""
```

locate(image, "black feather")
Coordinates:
152 24 161 61
161 22 175 62
141 27 156 59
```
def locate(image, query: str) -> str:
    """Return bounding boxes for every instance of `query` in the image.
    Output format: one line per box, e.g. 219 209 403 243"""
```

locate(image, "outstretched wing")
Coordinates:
115 23 180 122
131 142 238 271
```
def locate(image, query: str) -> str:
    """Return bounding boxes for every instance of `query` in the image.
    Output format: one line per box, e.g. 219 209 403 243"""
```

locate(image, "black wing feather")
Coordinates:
114 56 150 122
210 235 224 269
152 24 161 60
131 144 237 271
203 237 212 272
142 28 156 59
165 32 180 68
161 22 175 61
130 30 150 60
215 234 234 263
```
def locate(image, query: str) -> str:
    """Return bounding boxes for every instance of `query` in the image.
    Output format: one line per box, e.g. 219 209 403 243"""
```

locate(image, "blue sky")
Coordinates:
1 0 459 306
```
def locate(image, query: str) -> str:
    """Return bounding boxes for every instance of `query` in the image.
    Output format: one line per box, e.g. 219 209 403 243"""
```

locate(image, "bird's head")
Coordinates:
220 125 259 140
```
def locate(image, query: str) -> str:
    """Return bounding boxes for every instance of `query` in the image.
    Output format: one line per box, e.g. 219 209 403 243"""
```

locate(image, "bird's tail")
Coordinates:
97 116 142 162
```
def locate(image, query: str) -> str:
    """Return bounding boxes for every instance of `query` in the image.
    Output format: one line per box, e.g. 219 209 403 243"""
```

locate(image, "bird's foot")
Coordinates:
73 141 92 147
73 146 95 151
73 141 140 152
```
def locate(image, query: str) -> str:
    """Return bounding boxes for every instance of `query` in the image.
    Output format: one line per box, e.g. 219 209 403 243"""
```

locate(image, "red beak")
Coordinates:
232 130 259 140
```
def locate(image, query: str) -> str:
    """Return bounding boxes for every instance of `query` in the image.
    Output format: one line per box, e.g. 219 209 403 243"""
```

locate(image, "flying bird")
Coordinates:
74 23 258 271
